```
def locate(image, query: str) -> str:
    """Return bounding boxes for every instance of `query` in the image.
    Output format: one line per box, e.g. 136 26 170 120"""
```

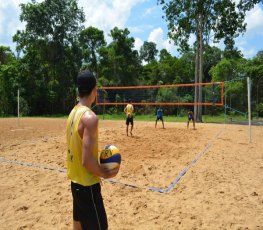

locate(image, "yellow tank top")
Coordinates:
66 105 100 186
125 104 134 116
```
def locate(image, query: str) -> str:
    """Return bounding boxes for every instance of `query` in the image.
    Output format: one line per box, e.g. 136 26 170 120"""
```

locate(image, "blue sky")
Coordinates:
1 0 263 59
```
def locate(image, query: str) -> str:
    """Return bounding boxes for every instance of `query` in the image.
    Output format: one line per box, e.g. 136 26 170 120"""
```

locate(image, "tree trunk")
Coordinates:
197 14 203 122
194 13 204 122
194 15 200 121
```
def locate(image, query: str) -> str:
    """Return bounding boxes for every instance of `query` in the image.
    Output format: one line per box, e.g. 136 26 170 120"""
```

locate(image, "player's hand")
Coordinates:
102 166 120 179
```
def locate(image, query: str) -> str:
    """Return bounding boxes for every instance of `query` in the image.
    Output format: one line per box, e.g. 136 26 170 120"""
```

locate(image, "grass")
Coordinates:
97 113 249 123
1 114 252 124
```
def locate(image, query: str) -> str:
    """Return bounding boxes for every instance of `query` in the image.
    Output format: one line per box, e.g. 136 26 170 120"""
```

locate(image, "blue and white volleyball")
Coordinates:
100 145 121 170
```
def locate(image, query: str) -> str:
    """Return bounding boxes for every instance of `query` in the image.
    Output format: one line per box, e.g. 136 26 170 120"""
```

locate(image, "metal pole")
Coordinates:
17 89 20 127
247 77 251 143
224 86 227 124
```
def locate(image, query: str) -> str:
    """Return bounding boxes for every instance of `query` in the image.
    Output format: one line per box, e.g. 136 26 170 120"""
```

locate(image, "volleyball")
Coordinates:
100 145 121 170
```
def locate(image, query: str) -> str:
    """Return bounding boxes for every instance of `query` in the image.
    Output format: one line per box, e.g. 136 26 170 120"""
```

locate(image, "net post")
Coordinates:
247 77 252 143
17 89 20 127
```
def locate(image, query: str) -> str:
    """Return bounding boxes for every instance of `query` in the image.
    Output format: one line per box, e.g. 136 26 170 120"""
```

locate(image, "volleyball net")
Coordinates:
96 82 224 106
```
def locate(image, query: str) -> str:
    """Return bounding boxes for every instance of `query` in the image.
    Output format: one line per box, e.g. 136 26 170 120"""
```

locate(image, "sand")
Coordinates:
0 117 262 230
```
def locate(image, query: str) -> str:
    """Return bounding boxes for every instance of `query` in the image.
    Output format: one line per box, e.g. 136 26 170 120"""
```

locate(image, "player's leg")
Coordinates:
71 182 108 230
126 118 129 136
161 118 164 129
130 118 133 136
73 221 82 230
187 119 189 128
155 118 158 128
72 183 83 230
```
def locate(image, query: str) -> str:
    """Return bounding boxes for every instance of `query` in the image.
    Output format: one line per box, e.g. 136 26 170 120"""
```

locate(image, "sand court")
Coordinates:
0 118 262 229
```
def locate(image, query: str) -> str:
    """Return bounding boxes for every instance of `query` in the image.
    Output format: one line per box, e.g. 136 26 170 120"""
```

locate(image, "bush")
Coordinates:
19 97 30 116
257 103 263 117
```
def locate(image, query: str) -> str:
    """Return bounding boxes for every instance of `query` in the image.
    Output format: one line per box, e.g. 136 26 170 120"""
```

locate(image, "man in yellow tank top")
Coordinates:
124 99 134 136
66 71 119 230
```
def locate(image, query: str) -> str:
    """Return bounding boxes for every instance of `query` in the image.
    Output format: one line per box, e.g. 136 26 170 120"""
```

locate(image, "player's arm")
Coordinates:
80 113 118 179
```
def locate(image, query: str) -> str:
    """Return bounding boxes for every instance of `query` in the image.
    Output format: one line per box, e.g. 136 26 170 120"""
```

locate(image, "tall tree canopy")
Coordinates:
139 41 158 64
99 27 141 87
0 1 262 117
158 0 262 121
13 0 85 114
79 26 106 75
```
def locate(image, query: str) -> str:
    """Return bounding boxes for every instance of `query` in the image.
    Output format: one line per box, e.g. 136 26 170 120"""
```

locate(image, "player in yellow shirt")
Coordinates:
66 70 119 230
124 99 134 136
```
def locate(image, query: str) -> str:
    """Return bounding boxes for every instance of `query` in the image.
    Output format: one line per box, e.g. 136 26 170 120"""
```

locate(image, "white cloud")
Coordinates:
1 0 262 59
0 14 4 36
148 27 178 55
234 4 263 58
129 26 144 33
0 0 42 48
128 24 154 34
142 6 157 17
134 37 143 51
0 0 145 50
239 46 257 59
188 34 196 47
148 27 163 45
78 0 146 38
245 4 263 33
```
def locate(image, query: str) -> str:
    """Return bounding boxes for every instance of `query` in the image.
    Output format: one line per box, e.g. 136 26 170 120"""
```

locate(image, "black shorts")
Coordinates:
126 116 133 125
156 116 163 121
71 182 108 230
188 117 193 121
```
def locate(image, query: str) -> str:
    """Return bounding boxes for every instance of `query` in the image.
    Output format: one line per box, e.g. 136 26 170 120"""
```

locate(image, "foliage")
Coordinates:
158 0 261 51
257 103 263 116
139 41 158 63
79 26 106 75
157 0 261 121
0 1 262 118
12 0 85 115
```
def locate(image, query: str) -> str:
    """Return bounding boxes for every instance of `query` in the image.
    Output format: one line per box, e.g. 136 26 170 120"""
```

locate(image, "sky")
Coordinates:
0 0 263 59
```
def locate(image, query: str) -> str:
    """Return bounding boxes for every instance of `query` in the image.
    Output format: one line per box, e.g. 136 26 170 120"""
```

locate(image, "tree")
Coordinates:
245 51 263 116
0 47 20 116
203 46 223 82
79 26 106 75
139 41 158 64
158 49 178 84
13 0 85 114
0 46 15 65
99 27 141 87
209 58 247 111
158 0 262 121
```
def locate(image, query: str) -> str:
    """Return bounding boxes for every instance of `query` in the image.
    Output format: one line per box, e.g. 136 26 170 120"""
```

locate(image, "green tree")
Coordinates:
175 50 195 84
99 27 141 87
209 58 247 111
158 49 178 84
203 46 223 82
158 0 262 121
245 51 263 116
139 41 158 64
0 48 18 115
79 26 106 75
13 0 85 115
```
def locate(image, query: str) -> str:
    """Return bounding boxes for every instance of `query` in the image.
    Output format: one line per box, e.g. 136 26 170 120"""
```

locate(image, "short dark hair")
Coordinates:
77 71 97 97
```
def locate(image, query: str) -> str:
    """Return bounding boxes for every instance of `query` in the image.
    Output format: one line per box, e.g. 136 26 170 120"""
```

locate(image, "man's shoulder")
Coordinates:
82 110 97 123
